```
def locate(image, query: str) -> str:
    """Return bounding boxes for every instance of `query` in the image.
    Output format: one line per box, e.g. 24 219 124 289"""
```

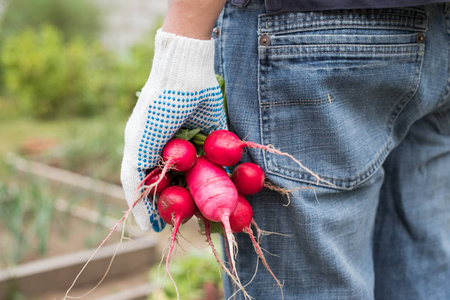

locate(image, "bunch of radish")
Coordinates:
65 78 319 299
139 128 308 299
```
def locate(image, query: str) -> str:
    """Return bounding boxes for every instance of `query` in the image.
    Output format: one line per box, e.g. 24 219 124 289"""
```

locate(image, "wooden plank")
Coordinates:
54 198 144 238
0 237 157 299
97 283 158 300
6 153 125 200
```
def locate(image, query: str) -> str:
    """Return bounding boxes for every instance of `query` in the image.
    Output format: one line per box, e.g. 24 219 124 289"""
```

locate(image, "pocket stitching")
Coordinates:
261 95 335 107
261 43 425 57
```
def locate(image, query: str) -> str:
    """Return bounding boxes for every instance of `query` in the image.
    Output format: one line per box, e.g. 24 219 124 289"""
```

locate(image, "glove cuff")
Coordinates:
148 29 217 89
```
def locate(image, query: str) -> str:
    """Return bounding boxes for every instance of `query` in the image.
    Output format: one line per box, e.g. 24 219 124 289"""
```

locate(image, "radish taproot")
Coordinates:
230 194 283 295
231 162 265 195
144 168 171 195
196 210 252 300
157 185 197 299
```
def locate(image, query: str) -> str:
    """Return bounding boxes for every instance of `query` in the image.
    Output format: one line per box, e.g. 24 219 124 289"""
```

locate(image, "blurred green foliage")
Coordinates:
1 25 107 118
0 0 102 41
0 0 159 119
0 170 55 267
148 249 223 300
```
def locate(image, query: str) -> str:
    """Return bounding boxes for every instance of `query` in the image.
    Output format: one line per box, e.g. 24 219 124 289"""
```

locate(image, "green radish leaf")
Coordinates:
192 133 207 146
174 128 201 141
216 74 225 92
216 74 229 126
209 221 224 234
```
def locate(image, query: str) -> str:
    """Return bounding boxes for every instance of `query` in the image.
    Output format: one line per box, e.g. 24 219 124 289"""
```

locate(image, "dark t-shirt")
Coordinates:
228 0 449 12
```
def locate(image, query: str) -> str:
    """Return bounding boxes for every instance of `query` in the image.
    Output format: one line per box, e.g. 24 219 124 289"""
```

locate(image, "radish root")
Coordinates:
251 219 293 242
203 220 253 300
63 168 168 299
63 213 129 299
243 226 284 299
263 182 315 207
165 216 182 300
149 159 173 207
243 141 336 188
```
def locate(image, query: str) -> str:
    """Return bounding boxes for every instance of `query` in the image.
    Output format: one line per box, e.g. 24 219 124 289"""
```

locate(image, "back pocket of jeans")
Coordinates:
258 8 426 189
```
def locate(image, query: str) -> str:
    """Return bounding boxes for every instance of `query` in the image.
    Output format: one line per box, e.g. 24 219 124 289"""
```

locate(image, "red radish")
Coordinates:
231 162 265 195
185 156 240 281
148 138 197 204
157 186 197 299
204 130 325 185
203 130 244 166
144 168 171 195
162 138 197 172
229 194 283 294
229 194 254 233
185 156 238 223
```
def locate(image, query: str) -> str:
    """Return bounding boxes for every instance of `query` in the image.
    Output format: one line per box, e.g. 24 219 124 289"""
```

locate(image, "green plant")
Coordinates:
0 174 55 267
0 24 164 119
148 248 223 300
0 0 102 41
0 164 123 269
1 25 66 118
0 25 115 119
0 0 103 114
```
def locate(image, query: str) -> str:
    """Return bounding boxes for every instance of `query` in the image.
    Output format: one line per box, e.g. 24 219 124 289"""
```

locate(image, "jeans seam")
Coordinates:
265 13 425 24
432 7 450 110
260 95 335 107
260 7 427 22
257 15 268 179
259 9 427 33
262 26 427 35
388 24 428 134
216 9 225 77
261 44 425 56
434 111 450 135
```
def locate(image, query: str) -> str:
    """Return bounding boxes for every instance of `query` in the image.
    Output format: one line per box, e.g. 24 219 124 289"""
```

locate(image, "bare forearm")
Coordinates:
162 0 227 40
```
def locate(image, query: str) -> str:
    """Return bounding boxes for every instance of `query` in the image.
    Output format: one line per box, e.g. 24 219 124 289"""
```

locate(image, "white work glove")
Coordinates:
121 29 227 232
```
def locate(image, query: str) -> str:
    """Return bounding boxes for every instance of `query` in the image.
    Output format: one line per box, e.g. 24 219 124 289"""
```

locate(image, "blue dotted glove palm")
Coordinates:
121 29 227 232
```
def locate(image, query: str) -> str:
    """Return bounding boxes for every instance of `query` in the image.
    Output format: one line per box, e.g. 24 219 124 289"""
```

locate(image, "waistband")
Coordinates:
227 0 450 12
258 7 428 34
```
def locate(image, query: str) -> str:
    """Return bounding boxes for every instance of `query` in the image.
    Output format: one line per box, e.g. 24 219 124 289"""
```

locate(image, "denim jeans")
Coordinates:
213 1 450 299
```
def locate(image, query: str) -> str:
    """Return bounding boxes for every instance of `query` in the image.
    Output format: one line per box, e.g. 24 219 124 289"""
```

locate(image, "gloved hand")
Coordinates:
121 29 227 232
